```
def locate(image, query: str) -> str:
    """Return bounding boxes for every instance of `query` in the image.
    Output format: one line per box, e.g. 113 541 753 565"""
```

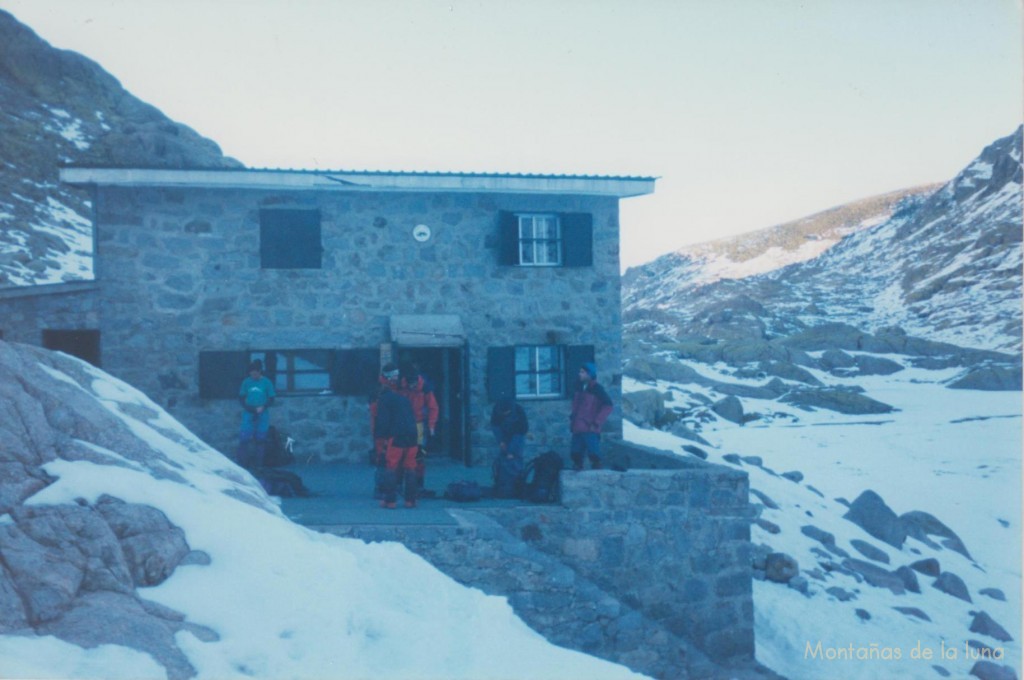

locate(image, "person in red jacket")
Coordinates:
373 363 420 508
569 361 613 471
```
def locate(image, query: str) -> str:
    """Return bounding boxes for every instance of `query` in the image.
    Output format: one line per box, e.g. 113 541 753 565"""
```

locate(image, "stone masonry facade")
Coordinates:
1 181 626 465
319 445 766 679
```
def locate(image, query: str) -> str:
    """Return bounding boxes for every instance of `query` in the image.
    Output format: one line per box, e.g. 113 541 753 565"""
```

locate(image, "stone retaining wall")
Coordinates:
315 445 764 679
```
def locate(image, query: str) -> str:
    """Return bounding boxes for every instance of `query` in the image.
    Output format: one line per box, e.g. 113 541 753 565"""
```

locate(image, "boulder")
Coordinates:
854 355 904 376
780 323 868 352
910 558 941 577
622 389 665 428
901 511 972 560
894 566 921 594
758 361 823 386
711 396 745 424
750 488 779 510
819 349 856 370
948 366 1023 391
781 471 804 483
850 539 889 564
970 661 1019 680
893 606 931 622
970 611 1013 642
765 553 799 583
980 588 1007 602
780 388 895 415
843 490 907 548
841 558 906 595
933 571 972 603
825 586 855 602
800 525 848 558
681 445 708 460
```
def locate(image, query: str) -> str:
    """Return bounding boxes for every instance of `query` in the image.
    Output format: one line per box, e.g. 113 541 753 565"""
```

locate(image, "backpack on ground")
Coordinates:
443 480 483 503
255 467 311 498
492 455 525 499
263 426 296 467
522 451 564 504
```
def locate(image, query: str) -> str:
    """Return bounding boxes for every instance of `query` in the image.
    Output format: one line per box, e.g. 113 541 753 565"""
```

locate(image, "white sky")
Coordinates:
2 0 1022 270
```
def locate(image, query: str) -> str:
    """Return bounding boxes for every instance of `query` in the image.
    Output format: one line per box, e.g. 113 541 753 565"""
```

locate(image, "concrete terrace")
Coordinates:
278 458 522 528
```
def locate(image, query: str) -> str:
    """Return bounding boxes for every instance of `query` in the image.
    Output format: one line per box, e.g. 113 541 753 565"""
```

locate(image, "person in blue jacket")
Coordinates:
238 359 276 468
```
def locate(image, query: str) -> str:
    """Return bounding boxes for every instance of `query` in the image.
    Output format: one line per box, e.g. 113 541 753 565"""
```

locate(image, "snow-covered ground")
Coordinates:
2 359 648 680
624 359 1022 680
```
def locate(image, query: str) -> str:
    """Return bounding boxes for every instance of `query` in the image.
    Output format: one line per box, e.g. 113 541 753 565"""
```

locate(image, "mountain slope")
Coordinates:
625 128 1023 354
0 9 240 287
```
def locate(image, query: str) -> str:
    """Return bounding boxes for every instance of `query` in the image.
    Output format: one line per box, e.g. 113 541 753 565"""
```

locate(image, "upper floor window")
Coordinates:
518 214 562 266
499 211 593 268
260 208 322 269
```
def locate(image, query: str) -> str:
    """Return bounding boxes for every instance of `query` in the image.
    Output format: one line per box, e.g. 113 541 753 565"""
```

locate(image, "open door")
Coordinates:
394 345 470 465
389 315 471 465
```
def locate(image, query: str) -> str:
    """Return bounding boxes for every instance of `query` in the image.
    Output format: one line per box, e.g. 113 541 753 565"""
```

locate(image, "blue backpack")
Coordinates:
492 456 525 499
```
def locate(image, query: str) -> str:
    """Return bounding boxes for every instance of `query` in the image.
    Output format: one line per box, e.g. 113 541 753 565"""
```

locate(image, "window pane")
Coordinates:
294 373 330 391
515 347 531 371
293 350 329 372
515 373 531 396
538 371 559 395
520 241 534 264
536 347 556 371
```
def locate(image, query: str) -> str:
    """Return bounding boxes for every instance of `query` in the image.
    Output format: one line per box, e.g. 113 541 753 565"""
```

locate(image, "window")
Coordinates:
260 208 322 269
487 344 594 401
499 211 593 267
254 350 332 395
200 348 378 399
518 214 561 266
515 345 563 398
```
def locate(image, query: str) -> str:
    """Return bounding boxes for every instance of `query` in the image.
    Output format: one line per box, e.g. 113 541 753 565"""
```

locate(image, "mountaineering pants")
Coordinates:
381 438 419 503
570 432 602 470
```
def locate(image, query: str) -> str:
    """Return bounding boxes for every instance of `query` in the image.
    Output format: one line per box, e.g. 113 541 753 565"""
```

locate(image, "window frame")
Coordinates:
516 213 562 267
251 349 333 396
514 344 564 399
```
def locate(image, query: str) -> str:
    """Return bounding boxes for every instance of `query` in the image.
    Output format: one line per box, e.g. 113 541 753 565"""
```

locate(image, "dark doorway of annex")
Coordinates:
396 345 470 466
42 329 101 367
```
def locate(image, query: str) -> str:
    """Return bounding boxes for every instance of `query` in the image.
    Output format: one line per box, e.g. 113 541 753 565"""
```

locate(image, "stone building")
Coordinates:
0 167 655 465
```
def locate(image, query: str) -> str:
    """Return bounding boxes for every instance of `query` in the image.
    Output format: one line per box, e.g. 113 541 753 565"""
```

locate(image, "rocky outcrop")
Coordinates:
0 339 266 679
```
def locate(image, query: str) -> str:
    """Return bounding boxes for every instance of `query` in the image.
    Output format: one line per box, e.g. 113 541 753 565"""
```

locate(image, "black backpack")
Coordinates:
522 451 564 504
255 468 311 498
443 480 483 503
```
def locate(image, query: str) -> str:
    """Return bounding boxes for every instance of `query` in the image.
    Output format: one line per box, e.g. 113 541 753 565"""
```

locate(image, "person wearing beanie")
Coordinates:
569 361 613 471
238 359 276 469
372 362 420 508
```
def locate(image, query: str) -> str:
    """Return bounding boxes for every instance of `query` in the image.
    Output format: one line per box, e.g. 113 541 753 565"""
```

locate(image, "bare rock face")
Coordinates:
0 339 265 678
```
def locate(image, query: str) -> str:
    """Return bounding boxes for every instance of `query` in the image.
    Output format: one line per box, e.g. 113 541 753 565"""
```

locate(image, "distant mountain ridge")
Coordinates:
626 184 942 292
625 127 1024 354
0 9 240 287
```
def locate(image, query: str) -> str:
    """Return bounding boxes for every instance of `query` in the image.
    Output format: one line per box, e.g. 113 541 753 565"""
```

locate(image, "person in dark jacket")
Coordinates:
373 363 420 508
569 361 613 471
490 398 528 460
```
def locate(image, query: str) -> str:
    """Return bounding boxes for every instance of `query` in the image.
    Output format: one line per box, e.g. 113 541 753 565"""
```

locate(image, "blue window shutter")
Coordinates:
332 348 380 395
199 351 250 399
563 345 595 397
561 213 593 267
487 346 516 401
260 209 322 269
498 211 519 265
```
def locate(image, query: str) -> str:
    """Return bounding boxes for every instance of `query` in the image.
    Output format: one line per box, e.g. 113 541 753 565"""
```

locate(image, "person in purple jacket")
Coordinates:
569 361 613 470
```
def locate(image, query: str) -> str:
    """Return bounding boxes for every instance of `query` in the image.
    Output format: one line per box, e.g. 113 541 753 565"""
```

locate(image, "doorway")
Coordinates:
42 329 101 367
396 345 470 466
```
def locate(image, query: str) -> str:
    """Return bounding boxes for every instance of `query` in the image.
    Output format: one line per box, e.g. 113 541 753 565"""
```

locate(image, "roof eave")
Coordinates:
59 168 656 198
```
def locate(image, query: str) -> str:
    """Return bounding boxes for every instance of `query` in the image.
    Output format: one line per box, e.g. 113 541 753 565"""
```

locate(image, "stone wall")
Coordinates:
0 284 99 344
2 185 624 465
